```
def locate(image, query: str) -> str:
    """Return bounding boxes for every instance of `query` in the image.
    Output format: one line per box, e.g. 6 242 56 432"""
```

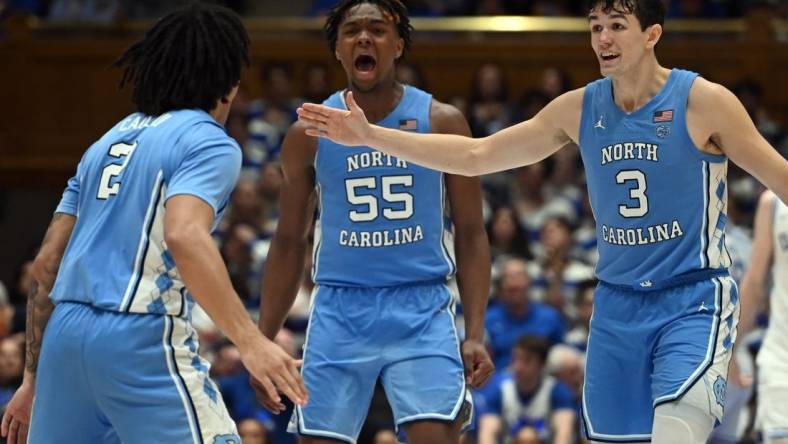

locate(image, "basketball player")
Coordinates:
296 0 788 442
254 1 495 443
0 4 306 444
730 190 788 444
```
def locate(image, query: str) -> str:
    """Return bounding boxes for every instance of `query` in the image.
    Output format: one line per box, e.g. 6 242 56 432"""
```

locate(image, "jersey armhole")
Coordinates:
680 74 727 164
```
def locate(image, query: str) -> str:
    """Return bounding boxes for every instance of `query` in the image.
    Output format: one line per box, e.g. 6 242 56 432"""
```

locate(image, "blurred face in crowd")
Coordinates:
588 3 660 78
512 347 544 392
238 418 268 444
541 218 572 255
258 162 283 201
491 207 518 247
553 352 584 395
0 338 23 385
476 63 505 102
335 3 404 92
211 343 242 378
265 66 293 106
498 260 531 315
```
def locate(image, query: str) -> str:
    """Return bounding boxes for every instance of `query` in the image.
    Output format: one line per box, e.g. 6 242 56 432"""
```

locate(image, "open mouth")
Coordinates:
354 54 377 72
601 52 620 62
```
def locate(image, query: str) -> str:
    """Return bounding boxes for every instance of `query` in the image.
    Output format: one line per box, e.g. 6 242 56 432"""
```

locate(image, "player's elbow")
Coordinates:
164 222 208 254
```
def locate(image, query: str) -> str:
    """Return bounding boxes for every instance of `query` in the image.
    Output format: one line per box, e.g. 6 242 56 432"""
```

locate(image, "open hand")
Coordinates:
1 379 34 444
461 339 495 389
297 91 372 147
241 338 307 412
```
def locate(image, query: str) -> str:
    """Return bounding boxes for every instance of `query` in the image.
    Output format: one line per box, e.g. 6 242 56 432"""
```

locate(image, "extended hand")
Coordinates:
297 91 372 147
242 337 307 413
1 379 34 444
461 339 495 389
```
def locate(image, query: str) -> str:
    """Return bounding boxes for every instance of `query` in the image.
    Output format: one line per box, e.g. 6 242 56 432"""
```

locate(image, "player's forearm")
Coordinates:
167 229 262 349
477 415 502 444
735 274 767 339
366 125 484 176
23 277 54 382
258 237 307 339
551 410 576 444
455 230 491 342
24 213 75 382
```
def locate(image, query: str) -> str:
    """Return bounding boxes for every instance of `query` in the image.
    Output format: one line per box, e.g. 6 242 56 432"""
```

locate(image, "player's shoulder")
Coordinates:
429 98 470 135
687 76 737 110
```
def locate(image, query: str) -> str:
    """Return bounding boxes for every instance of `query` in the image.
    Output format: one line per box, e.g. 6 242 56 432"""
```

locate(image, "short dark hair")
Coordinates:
324 0 413 58
586 0 666 30
514 336 550 364
113 2 250 116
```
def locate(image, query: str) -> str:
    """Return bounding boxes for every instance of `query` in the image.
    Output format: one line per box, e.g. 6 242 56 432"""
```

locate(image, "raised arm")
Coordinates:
255 121 317 413
688 78 788 202
297 89 583 176
1 212 75 444
433 101 495 388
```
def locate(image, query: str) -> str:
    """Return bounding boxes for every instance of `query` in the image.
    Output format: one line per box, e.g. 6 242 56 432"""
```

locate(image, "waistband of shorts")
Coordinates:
315 278 449 290
600 268 729 292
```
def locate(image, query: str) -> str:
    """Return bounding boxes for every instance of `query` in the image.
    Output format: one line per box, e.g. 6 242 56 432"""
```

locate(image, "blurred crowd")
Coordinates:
2 0 788 22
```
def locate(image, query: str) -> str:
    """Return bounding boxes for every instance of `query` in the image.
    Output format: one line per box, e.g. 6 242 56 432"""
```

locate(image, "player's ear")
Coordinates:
335 49 341 61
395 37 404 60
645 23 662 50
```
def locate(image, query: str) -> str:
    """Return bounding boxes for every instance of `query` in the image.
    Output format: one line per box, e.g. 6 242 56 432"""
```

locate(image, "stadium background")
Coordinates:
0 1 786 443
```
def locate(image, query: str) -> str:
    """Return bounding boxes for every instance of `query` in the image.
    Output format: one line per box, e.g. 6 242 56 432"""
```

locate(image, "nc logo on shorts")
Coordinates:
213 434 241 444
713 376 726 407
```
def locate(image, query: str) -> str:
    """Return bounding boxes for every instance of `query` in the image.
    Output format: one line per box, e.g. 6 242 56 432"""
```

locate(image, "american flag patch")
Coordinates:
653 109 673 123
399 119 418 131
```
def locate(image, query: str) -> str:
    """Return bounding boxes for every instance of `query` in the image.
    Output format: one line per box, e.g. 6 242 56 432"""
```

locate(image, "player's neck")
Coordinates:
347 80 404 123
610 60 670 114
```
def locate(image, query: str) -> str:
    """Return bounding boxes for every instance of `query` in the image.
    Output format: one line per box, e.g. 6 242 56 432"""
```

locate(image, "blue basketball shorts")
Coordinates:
288 283 472 443
581 275 738 442
29 302 239 444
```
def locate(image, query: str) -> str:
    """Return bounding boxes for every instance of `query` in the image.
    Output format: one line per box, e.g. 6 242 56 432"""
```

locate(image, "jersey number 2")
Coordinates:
97 142 138 199
616 170 648 217
345 175 414 222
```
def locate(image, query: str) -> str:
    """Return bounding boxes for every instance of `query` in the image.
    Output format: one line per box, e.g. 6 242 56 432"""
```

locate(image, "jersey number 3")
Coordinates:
616 170 648 217
345 175 414 222
97 142 138 199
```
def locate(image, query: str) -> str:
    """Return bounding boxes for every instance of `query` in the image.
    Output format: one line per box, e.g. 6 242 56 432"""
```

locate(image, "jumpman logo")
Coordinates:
595 115 605 130
698 301 709 312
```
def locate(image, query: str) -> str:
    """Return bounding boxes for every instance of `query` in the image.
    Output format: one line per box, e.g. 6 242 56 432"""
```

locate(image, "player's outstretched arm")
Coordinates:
255 122 317 413
1 212 75 444
730 190 775 386
297 90 582 176
434 100 495 389
690 79 788 202
165 195 307 408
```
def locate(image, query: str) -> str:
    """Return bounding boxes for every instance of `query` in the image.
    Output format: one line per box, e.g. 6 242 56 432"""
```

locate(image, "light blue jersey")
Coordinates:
51 109 241 317
579 69 731 288
312 86 455 287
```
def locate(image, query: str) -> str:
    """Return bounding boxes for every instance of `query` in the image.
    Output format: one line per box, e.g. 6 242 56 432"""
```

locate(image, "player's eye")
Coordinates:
590 24 603 33
612 23 626 30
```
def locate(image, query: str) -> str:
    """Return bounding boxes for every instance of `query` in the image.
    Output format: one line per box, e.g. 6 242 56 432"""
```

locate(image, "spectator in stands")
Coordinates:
0 283 12 340
733 78 782 145
227 110 268 177
564 280 595 353
487 205 533 280
486 258 565 369
0 335 24 408
469 62 514 137
248 61 300 162
531 216 594 314
396 61 428 90
238 417 269 444
301 62 333 104
511 162 576 240
539 67 572 100
256 161 284 232
477 336 576 444
546 344 584 403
